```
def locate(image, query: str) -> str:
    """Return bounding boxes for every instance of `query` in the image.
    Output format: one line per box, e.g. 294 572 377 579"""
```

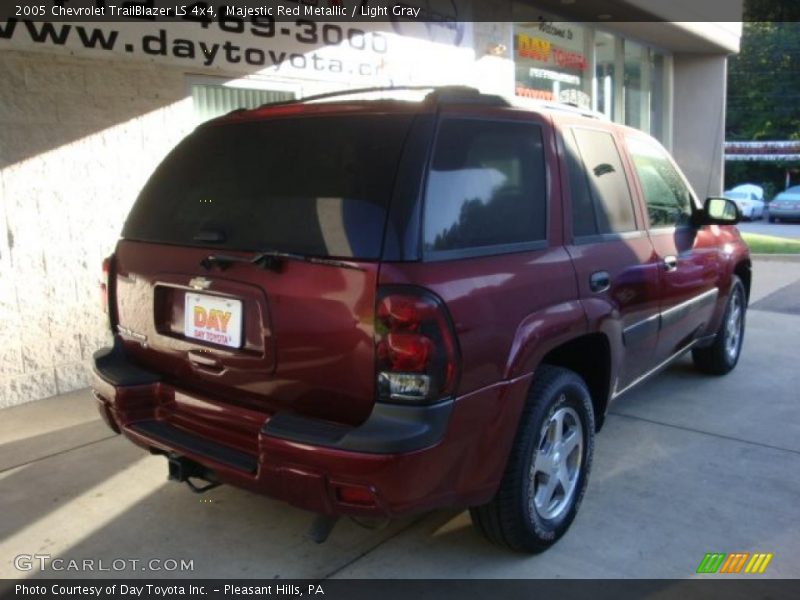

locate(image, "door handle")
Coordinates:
589 271 610 293
663 255 678 271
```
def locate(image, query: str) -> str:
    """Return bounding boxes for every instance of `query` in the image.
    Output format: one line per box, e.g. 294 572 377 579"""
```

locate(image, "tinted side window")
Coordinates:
627 136 693 228
562 129 598 237
423 118 547 253
570 128 637 235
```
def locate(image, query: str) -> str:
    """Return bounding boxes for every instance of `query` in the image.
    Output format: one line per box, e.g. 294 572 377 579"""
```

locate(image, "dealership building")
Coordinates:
0 1 742 407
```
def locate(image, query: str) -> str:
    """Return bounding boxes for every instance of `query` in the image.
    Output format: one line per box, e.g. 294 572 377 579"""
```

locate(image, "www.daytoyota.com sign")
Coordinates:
0 2 476 85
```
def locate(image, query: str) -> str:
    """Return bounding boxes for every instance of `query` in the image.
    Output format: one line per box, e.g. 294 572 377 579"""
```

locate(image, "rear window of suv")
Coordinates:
122 114 414 259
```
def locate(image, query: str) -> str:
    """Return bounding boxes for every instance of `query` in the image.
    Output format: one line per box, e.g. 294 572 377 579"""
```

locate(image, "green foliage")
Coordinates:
726 21 800 142
743 0 800 21
725 10 800 193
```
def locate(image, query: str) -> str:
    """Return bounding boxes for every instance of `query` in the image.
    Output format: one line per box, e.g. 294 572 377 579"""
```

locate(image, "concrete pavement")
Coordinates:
1 258 799 580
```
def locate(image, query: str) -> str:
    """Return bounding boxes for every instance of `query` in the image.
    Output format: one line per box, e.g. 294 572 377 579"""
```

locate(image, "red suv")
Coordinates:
93 86 750 552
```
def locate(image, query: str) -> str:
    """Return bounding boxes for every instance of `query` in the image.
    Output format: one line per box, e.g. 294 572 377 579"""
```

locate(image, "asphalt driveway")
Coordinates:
1 258 799 580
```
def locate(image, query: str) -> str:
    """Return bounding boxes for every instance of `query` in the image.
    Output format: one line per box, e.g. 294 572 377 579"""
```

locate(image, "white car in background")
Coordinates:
724 184 765 220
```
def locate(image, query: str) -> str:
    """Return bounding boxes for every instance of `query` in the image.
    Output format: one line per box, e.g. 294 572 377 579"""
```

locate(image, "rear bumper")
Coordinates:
92 340 531 518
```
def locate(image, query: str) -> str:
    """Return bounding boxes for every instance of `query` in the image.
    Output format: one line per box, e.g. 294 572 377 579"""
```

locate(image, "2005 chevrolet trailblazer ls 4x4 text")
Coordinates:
92 86 751 552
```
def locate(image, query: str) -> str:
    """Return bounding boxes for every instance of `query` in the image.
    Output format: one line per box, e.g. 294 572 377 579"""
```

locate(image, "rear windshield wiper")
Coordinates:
200 251 364 272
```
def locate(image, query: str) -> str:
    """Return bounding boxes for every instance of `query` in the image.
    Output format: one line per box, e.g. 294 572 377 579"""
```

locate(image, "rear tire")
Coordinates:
470 365 595 553
692 276 746 375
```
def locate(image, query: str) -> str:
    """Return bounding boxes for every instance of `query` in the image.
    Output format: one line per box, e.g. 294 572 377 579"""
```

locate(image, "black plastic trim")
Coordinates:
262 399 454 454
130 420 257 474
248 85 507 112
622 289 719 346
262 414 351 445
381 114 436 262
622 314 660 346
423 239 549 262
93 337 161 387
661 288 718 329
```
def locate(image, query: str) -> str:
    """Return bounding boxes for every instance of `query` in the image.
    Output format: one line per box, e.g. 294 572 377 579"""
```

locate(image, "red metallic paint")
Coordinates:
114 240 378 427
93 370 532 517
93 99 751 520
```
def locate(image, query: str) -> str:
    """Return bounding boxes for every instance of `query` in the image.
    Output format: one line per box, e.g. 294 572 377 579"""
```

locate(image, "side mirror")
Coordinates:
695 197 740 226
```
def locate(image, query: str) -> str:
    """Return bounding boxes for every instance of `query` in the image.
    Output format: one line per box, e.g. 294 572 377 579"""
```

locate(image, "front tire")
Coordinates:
692 276 746 375
470 365 595 553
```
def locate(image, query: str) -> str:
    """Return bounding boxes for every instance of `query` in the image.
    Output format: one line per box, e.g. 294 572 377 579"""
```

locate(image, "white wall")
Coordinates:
0 50 198 407
0 18 514 408
671 53 729 199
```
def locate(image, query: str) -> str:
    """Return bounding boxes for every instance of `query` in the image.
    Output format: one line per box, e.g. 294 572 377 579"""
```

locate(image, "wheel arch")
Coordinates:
734 258 752 304
537 333 612 431
503 300 613 431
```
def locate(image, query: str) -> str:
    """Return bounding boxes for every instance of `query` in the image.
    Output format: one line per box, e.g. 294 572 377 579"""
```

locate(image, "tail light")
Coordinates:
375 287 459 404
100 255 112 314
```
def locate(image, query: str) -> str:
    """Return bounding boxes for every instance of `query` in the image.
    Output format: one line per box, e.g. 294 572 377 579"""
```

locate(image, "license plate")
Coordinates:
184 293 243 348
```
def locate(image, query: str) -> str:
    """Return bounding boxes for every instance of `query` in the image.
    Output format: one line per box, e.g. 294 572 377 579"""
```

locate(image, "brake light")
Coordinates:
100 256 112 314
375 288 459 404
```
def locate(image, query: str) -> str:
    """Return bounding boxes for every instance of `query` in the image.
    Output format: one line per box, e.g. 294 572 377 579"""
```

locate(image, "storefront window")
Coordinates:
512 22 671 143
649 51 667 143
594 31 616 119
514 22 590 109
624 40 648 132
190 83 294 123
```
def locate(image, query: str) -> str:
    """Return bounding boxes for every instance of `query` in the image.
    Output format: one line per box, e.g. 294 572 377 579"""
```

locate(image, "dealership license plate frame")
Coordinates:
184 292 243 349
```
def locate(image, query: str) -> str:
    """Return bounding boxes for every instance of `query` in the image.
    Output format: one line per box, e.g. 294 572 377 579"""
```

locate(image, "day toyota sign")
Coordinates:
0 0 475 85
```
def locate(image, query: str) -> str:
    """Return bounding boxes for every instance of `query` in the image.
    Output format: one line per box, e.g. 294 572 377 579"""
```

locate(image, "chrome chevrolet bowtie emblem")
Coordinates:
189 277 212 290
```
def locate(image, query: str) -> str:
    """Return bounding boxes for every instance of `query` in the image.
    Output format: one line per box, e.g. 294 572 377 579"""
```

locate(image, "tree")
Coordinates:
725 1 800 192
727 22 800 141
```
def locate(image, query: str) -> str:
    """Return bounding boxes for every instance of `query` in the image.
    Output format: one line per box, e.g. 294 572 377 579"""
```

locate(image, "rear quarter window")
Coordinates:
422 118 547 256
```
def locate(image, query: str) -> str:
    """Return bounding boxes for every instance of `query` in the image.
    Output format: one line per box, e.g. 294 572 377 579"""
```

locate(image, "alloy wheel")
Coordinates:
529 402 584 521
725 291 743 362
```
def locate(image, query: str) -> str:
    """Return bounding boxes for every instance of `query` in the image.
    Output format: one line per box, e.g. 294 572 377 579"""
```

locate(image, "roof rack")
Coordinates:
254 85 510 109
248 85 607 120
509 96 608 120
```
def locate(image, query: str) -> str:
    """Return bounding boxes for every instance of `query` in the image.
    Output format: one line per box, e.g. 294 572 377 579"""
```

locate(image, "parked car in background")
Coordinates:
92 86 751 553
769 185 800 222
724 184 765 220
731 183 764 201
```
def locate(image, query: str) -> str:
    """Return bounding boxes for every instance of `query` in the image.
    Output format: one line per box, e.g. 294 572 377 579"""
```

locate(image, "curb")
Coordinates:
751 253 800 263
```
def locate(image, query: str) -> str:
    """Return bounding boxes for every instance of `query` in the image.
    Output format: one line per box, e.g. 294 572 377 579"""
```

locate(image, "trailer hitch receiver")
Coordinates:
167 455 221 494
